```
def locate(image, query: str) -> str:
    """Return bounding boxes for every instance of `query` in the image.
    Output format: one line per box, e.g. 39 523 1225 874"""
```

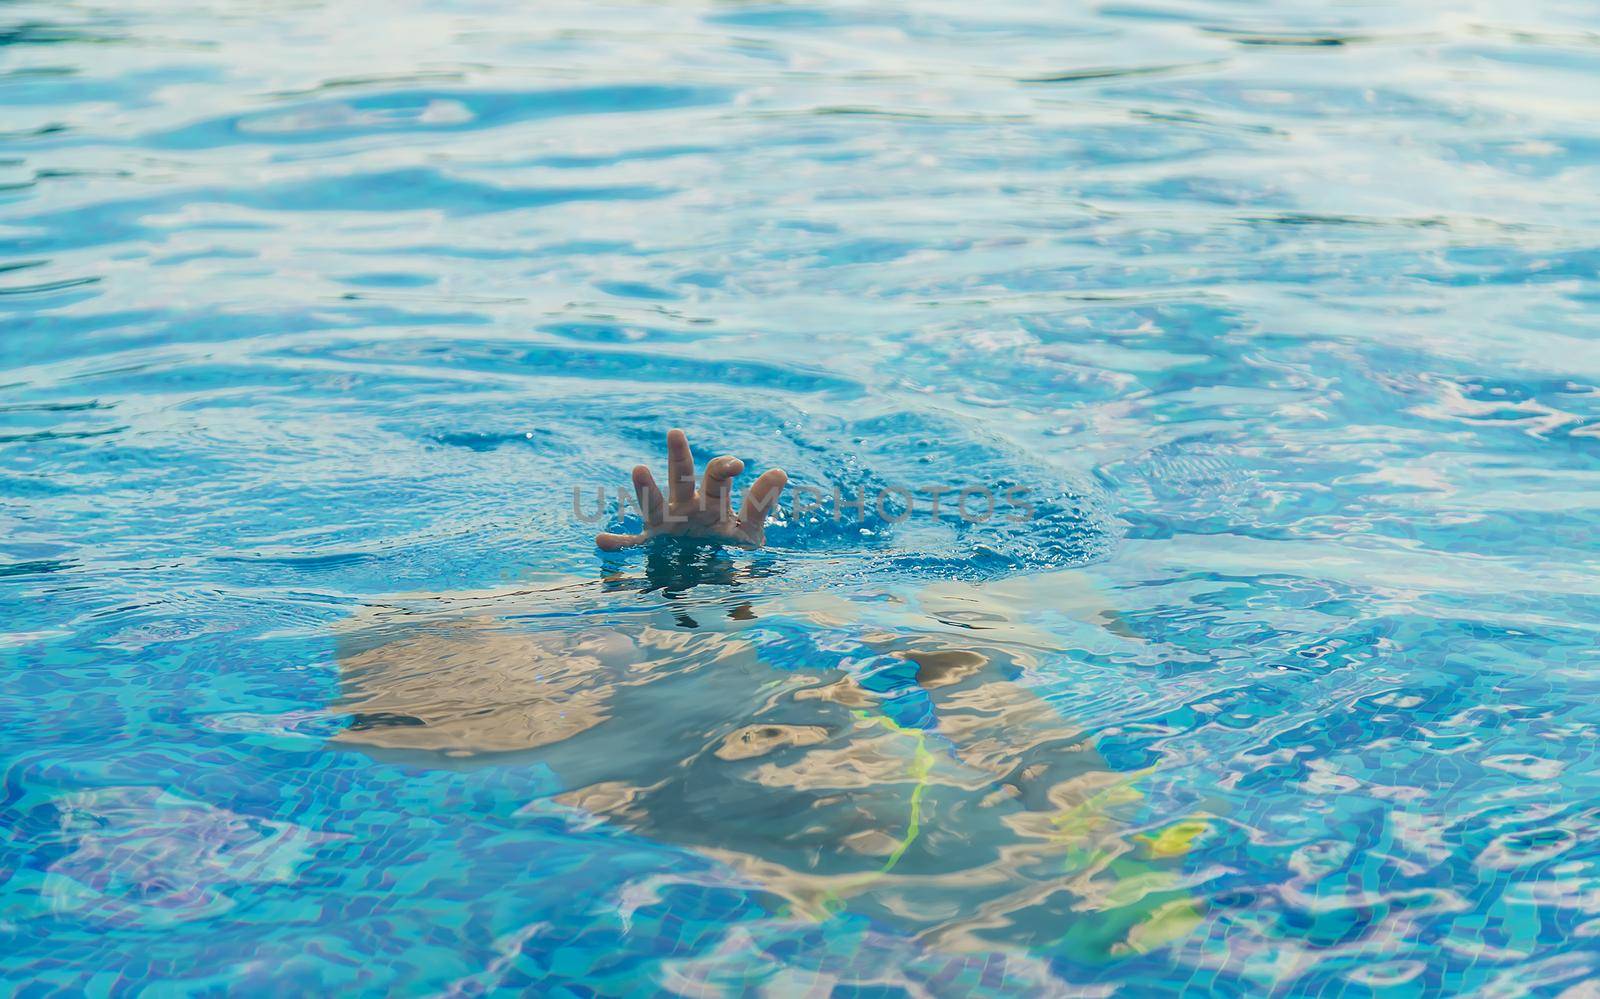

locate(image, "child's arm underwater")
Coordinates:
595 428 788 551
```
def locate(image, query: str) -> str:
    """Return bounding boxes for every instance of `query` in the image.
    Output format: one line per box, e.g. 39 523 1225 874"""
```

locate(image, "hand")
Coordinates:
596 428 788 551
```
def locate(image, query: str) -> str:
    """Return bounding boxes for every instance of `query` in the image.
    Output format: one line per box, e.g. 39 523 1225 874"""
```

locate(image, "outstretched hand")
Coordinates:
596 429 788 551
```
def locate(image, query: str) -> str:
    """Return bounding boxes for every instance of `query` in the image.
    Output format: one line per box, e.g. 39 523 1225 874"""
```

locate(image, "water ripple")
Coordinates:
3 0 1599 994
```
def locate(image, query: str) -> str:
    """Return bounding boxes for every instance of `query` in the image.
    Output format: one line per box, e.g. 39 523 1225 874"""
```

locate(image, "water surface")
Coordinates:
4 0 1600 994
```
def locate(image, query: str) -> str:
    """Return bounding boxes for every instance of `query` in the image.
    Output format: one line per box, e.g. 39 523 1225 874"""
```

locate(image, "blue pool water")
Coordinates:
5 0 1600 993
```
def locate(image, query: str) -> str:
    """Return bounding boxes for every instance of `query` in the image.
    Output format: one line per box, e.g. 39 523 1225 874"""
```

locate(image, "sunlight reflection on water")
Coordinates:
3 0 1600 993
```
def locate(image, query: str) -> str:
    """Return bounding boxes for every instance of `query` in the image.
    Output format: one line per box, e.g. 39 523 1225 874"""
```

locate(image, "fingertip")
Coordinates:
667 428 687 445
631 464 651 482
756 468 788 495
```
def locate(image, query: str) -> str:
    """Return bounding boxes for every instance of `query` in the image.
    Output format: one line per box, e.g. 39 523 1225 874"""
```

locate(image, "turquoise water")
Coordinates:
5 0 1600 993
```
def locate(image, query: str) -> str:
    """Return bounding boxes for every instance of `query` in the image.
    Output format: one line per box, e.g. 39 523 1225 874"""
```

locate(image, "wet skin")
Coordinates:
595 429 788 551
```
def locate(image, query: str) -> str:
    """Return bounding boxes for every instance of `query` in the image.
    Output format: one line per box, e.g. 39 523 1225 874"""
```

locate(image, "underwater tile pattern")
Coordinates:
3 0 1600 994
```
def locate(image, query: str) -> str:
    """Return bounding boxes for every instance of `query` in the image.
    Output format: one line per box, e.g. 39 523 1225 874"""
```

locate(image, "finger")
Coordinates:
595 532 650 551
738 468 788 527
700 455 744 514
666 428 695 506
632 465 665 525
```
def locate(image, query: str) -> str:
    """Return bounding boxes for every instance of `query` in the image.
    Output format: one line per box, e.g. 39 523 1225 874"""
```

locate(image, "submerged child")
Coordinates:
332 431 1205 961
